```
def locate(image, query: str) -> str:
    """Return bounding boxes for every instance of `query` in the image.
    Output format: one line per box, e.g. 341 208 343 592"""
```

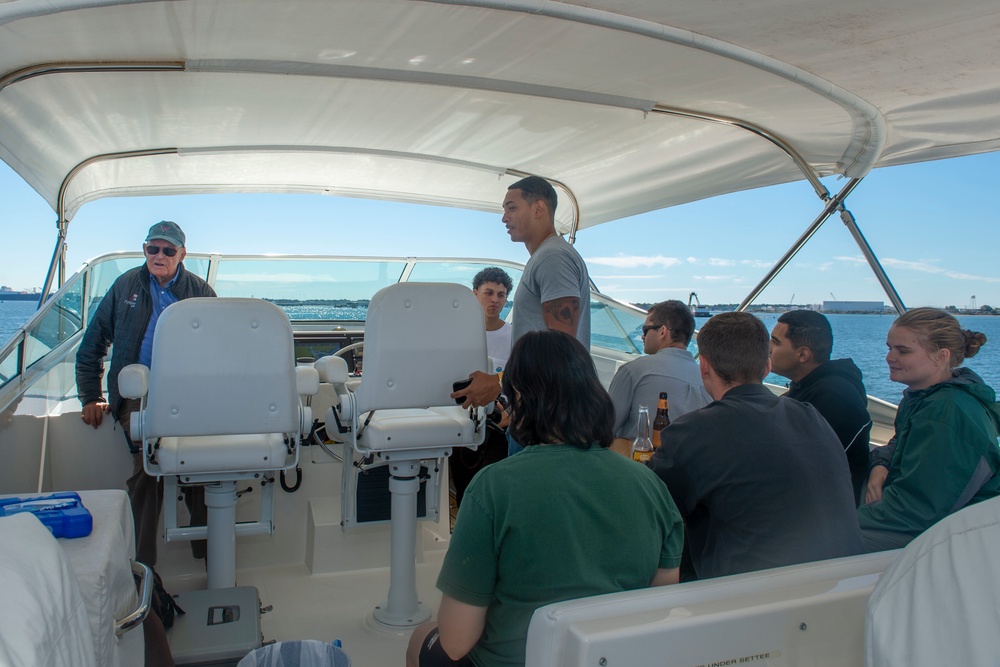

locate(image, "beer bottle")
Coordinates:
651 392 670 449
631 405 654 463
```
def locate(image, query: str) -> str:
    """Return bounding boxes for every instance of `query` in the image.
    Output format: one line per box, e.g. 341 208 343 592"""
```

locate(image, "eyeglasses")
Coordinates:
641 323 665 337
145 245 178 257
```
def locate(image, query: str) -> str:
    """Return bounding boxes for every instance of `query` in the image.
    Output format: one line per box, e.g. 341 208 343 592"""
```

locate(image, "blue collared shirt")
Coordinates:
138 273 180 367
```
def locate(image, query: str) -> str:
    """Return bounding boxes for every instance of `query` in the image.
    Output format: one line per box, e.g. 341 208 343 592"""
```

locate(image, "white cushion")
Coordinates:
155 432 292 475
359 407 481 452
865 496 1000 667
0 514 97 667
58 490 142 667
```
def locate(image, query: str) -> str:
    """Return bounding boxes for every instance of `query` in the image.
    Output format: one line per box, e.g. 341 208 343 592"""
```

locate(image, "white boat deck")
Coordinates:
253 557 444 663
165 542 447 664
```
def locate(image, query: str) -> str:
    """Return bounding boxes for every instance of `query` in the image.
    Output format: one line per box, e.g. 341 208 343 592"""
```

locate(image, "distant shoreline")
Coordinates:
0 293 40 302
631 303 998 317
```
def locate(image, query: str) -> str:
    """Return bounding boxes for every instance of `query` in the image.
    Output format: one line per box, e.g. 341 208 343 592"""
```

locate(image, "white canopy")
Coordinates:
1 0 998 231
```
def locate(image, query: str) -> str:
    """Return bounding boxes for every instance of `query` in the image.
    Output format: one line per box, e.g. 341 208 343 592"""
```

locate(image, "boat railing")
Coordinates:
0 264 89 400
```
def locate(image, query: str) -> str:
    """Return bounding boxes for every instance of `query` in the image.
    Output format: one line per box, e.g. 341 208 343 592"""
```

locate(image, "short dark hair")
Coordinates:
508 176 557 221
503 330 614 448
697 312 769 384
777 310 833 363
472 266 513 292
647 300 695 346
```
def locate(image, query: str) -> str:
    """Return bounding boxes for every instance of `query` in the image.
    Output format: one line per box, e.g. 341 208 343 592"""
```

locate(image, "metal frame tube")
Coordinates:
372 460 431 628
737 177 906 314
737 178 862 312
839 208 907 314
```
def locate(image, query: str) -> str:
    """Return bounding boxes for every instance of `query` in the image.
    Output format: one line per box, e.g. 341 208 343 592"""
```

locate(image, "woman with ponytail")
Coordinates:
860 307 1000 551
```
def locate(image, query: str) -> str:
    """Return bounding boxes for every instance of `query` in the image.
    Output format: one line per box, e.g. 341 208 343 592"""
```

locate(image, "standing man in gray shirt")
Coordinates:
453 175 591 410
609 300 711 453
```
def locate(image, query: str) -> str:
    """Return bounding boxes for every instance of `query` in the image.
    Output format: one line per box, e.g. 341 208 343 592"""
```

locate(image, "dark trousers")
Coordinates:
118 399 207 566
449 422 508 508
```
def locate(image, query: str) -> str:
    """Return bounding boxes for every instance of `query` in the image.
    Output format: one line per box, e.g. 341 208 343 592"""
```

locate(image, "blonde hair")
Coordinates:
893 307 987 368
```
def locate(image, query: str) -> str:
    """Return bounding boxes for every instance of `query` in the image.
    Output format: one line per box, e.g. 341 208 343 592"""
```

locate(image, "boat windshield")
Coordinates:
0 253 647 393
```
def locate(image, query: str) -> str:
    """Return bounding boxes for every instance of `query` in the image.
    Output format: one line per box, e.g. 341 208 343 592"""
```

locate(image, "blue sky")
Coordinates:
2 152 998 308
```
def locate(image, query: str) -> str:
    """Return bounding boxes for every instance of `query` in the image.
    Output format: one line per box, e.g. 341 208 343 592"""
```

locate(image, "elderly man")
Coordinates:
76 220 216 567
648 312 862 580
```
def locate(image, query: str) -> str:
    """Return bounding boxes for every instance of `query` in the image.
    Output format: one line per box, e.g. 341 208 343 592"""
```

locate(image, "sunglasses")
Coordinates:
641 323 665 337
145 245 178 257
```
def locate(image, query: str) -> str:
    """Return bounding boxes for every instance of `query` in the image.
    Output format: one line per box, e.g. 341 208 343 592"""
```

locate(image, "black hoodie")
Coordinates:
785 358 872 505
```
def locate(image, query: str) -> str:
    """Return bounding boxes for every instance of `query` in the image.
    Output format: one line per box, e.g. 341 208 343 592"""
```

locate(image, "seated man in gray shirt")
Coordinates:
609 300 710 453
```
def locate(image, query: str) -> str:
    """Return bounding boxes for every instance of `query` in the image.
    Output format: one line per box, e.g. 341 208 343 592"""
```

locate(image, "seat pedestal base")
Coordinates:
205 481 240 590
167 586 262 666
370 460 432 629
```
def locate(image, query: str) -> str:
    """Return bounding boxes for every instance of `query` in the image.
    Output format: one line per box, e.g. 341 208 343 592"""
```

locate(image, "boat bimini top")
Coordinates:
1 0 999 299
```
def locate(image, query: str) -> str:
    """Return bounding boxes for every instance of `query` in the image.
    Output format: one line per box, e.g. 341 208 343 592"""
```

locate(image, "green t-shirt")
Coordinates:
437 443 683 667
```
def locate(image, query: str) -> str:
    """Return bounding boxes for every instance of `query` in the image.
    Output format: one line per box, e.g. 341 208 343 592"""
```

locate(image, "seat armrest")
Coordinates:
118 364 150 400
130 412 142 444
300 405 313 436
296 366 320 396
315 355 349 383
316 354 349 384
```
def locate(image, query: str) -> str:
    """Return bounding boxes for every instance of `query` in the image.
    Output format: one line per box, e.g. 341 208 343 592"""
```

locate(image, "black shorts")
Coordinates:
418 627 474 667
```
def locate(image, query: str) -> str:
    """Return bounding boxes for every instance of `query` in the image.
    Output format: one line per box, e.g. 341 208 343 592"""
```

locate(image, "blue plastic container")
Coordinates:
0 491 93 538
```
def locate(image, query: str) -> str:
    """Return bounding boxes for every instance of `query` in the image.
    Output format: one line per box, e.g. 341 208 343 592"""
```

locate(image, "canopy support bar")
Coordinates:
651 105 828 202
41 148 180 292
737 177 906 314
839 207 907 314
737 178 862 313
37 220 66 310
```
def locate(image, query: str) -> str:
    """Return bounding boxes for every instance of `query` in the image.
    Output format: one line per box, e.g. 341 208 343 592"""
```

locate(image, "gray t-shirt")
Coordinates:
609 347 712 439
511 235 591 349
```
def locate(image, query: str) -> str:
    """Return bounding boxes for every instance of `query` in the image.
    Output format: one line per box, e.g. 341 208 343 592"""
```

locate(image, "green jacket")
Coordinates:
859 368 1000 536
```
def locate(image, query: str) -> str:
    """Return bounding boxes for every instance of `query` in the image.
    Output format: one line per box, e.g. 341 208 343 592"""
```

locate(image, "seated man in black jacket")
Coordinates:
648 312 862 580
769 310 872 505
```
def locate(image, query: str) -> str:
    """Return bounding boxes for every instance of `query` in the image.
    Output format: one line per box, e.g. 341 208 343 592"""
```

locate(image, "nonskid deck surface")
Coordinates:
164 551 447 665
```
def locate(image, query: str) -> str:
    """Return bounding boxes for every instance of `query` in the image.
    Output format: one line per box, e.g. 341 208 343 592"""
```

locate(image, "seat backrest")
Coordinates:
143 297 299 438
865 495 1000 667
525 551 898 667
355 283 487 413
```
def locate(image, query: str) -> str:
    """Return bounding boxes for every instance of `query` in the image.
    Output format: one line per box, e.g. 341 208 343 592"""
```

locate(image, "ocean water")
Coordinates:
741 312 1000 405
0 300 37 345
3 300 998 405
